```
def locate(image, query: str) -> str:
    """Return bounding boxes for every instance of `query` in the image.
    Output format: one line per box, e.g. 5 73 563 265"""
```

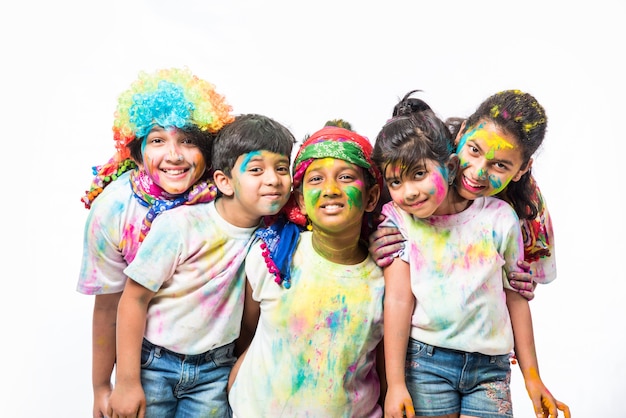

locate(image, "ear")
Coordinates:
512 158 533 182
364 184 381 213
446 154 460 185
213 169 235 197
454 120 467 147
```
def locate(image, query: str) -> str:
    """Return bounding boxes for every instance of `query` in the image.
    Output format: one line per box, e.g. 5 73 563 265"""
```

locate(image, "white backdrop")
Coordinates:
2 1 624 417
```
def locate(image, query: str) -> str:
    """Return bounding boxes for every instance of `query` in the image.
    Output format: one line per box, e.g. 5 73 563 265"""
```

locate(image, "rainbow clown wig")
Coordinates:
81 67 234 208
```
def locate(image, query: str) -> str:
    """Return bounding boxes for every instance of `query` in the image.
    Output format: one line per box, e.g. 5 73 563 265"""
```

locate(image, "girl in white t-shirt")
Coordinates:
371 94 569 418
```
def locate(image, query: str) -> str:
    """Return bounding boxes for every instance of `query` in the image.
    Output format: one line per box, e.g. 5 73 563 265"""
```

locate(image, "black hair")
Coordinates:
373 110 454 181
392 90 432 117
212 114 296 176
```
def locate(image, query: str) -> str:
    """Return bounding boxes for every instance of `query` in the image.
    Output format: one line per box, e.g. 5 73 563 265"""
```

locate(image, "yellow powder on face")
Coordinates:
469 129 515 160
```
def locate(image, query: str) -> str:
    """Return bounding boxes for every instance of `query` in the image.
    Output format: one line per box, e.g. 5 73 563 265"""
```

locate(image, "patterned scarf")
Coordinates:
130 169 218 242
257 126 382 288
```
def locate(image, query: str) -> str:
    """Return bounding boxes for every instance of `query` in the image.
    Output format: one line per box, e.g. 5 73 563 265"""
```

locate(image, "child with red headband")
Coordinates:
228 126 386 417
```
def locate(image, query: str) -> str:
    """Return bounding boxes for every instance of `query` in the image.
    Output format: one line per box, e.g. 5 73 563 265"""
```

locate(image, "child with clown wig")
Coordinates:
77 67 234 418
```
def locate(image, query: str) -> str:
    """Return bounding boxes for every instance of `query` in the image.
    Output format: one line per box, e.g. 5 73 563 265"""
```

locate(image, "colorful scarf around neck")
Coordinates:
130 169 217 242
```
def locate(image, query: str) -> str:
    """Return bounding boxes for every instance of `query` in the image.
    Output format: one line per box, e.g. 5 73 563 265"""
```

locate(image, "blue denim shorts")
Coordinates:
140 338 236 418
405 338 513 418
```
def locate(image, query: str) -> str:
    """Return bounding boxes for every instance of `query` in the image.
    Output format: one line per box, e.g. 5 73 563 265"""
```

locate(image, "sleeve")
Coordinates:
379 202 410 262
123 213 182 292
245 238 275 300
521 191 557 283
77 202 128 295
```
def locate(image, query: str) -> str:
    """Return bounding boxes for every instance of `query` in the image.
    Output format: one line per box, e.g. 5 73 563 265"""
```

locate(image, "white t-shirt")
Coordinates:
77 171 147 295
124 200 257 355
381 196 523 356
229 231 385 418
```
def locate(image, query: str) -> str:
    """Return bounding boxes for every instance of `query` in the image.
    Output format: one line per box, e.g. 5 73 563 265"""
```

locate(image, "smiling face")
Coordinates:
214 150 292 227
385 158 452 218
298 158 377 237
455 120 530 199
139 126 207 195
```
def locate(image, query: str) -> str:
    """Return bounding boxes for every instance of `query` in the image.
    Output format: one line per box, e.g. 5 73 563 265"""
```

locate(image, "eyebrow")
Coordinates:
471 141 515 166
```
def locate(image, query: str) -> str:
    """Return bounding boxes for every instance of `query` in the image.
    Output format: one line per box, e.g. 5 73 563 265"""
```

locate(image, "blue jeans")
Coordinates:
140 339 236 418
405 338 513 418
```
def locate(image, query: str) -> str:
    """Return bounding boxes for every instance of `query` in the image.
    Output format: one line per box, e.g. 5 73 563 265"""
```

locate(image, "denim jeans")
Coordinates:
140 339 236 418
405 338 513 418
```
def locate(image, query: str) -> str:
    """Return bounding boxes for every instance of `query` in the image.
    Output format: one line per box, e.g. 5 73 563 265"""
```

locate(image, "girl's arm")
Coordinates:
505 289 571 418
107 279 154 418
383 258 416 418
92 292 121 418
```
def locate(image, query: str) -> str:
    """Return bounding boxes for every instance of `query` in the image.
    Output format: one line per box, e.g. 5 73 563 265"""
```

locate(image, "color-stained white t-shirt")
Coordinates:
77 171 147 295
124 200 257 355
229 231 385 418
381 196 524 356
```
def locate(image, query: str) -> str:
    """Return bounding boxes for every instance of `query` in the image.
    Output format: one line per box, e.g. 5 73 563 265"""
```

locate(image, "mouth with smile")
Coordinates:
161 168 189 176
320 202 344 214
461 175 486 194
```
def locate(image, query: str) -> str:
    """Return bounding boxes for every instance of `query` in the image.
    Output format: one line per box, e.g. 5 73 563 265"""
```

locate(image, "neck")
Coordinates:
215 196 259 228
310 228 367 265
434 186 471 216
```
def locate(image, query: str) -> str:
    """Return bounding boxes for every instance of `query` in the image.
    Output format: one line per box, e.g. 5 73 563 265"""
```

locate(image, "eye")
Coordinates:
413 169 427 180
276 165 290 174
339 173 355 182
386 178 401 189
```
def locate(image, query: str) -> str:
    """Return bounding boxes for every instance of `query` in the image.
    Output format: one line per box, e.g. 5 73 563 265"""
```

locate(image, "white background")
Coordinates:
2 1 624 416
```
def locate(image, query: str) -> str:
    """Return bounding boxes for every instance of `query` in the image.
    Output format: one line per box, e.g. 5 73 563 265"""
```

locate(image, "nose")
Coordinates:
322 179 341 197
167 144 183 162
403 184 419 203
475 162 488 180
263 168 280 186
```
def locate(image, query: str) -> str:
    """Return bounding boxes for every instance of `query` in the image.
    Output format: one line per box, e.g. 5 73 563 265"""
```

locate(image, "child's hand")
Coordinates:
368 225 405 268
525 377 570 417
107 382 146 418
509 260 537 301
384 386 415 418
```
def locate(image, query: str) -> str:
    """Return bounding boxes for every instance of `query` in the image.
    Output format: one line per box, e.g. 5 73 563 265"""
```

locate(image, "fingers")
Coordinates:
557 400 571 418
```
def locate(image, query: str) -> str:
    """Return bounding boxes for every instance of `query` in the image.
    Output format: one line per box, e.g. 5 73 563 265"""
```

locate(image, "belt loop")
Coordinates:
490 356 496 364
426 344 434 356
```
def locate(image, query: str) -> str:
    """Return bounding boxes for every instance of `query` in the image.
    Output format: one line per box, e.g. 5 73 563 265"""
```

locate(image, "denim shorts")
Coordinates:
140 338 236 418
405 338 513 418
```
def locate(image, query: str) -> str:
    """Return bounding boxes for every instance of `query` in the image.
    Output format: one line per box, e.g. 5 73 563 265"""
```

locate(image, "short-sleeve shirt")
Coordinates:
77 171 147 295
124 200 257 355
381 197 524 356
229 231 385 418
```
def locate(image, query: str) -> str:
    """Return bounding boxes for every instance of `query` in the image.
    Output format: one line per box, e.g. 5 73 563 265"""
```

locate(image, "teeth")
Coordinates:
324 205 340 209
163 169 185 175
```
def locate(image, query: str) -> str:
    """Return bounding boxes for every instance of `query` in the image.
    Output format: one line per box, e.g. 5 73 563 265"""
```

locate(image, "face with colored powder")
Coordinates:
384 158 451 218
140 126 207 195
298 157 374 236
222 150 292 226
454 120 528 199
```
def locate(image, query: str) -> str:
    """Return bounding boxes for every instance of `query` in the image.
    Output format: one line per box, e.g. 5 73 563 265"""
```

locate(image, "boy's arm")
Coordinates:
107 279 154 418
383 258 416 418
92 292 121 418
229 279 260 392
506 289 570 418
234 279 260 356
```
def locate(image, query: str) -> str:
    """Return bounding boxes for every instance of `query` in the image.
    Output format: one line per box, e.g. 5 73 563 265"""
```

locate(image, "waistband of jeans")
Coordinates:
143 338 235 362
410 337 509 360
